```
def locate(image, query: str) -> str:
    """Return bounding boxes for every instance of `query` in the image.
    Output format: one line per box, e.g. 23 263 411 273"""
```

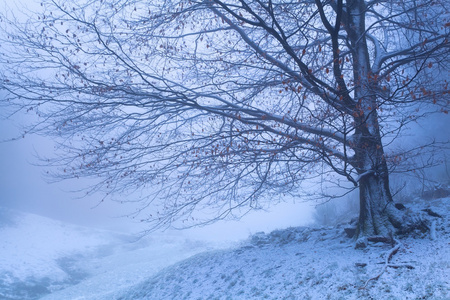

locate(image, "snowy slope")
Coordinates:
1 197 448 300
0 207 126 299
39 234 216 300
119 198 449 300
0 207 214 300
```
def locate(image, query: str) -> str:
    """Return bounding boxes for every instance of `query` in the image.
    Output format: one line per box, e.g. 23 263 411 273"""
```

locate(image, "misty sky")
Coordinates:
0 0 319 241
0 0 448 241
0 94 315 241
0 100 317 237
0 110 318 239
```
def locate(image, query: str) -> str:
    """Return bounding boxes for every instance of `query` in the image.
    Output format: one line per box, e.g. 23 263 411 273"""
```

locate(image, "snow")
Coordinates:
0 208 116 282
1 197 449 299
0 207 217 300
119 209 449 300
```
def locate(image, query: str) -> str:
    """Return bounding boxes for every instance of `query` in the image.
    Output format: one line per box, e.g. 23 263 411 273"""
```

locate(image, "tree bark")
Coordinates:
346 0 402 238
357 168 400 237
352 117 403 237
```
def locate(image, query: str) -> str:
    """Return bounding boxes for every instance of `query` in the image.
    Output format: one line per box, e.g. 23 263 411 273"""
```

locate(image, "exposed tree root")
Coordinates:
422 208 443 218
390 203 443 238
367 235 394 246
356 202 443 289
387 264 414 270
359 238 414 289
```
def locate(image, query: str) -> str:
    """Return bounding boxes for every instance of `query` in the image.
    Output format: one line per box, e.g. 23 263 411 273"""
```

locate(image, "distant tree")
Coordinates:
0 0 448 237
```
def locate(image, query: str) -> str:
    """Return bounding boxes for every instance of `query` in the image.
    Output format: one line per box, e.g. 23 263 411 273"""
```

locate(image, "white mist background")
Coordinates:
0 95 315 242
0 0 448 243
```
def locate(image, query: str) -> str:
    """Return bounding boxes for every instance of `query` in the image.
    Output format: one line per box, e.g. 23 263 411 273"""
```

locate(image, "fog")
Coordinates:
0 111 316 242
0 0 316 242
2 104 446 243
1 1 449 300
0 0 448 243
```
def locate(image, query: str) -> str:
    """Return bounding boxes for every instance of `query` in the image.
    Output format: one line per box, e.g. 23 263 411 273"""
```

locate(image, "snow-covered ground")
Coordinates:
0 207 217 300
118 198 449 300
1 197 449 299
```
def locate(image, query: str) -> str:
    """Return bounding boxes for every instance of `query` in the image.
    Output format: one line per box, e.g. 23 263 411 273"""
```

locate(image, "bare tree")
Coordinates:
0 0 448 237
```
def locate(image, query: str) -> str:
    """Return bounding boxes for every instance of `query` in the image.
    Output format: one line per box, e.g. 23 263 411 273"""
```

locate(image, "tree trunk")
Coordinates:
352 119 403 238
351 96 406 237
346 0 402 238
357 168 401 237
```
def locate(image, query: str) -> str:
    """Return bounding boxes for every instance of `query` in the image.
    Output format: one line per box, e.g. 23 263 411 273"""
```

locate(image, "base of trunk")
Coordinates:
357 202 405 236
354 172 437 246
356 173 402 238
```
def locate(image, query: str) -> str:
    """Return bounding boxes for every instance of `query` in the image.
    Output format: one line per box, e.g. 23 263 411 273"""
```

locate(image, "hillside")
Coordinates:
0 208 212 300
118 197 449 300
0 197 448 299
